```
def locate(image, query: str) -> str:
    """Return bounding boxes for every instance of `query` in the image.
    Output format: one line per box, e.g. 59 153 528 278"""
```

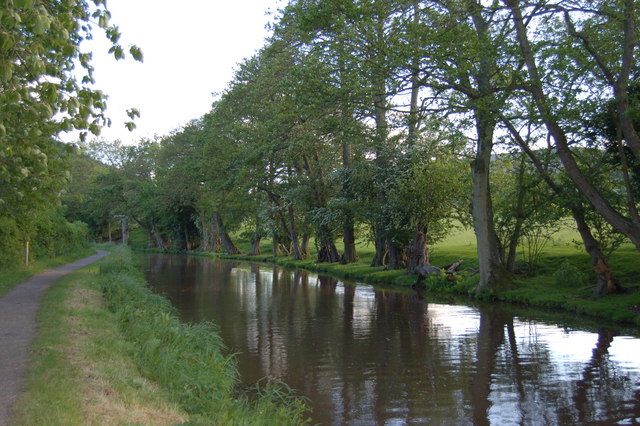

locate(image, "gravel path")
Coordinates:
0 250 108 426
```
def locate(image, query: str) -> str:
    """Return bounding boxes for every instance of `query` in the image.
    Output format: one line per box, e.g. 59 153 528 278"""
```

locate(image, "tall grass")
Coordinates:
98 245 310 424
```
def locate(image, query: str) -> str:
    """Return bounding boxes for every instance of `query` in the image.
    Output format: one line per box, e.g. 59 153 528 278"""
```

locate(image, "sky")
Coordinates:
69 0 282 145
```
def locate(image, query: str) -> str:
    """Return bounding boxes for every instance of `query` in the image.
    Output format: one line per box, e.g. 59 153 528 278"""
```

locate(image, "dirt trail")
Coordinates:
0 250 108 426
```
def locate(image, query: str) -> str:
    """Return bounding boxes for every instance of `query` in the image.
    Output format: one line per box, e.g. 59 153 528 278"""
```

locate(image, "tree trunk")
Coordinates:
406 228 428 275
152 225 168 251
471 113 511 293
340 142 358 264
573 205 624 296
250 231 261 256
613 0 640 159
317 229 340 263
370 18 390 267
371 231 386 267
301 232 311 258
385 238 405 270
341 214 358 264
213 211 240 255
287 205 304 260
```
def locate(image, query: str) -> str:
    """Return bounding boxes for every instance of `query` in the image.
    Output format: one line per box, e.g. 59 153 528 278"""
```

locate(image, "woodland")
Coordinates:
2 0 640 298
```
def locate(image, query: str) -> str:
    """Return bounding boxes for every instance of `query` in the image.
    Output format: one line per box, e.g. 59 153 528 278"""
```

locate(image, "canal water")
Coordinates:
142 254 640 425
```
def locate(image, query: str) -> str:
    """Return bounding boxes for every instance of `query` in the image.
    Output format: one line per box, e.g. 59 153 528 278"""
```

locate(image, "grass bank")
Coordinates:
12 245 310 425
0 246 95 298
219 228 640 328
11 261 187 425
97 245 310 424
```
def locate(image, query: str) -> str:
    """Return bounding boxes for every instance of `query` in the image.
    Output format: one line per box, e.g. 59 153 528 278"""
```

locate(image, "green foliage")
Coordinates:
98 246 310 424
1 0 142 223
389 145 469 246
0 206 88 268
553 259 588 288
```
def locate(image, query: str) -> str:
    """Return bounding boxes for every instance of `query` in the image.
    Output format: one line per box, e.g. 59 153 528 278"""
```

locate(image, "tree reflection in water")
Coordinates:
143 255 640 425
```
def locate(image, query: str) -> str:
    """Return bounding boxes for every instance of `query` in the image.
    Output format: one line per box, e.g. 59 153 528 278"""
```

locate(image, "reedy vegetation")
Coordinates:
72 0 640 296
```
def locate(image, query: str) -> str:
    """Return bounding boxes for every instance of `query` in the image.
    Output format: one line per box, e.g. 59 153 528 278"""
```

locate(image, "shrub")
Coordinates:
553 259 588 287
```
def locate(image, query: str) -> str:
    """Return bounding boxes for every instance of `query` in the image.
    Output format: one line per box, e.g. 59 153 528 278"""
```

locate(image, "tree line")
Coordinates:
2 1 638 297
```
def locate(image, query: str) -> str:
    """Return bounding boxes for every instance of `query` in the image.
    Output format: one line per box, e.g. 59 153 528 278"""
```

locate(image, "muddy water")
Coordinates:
142 254 640 425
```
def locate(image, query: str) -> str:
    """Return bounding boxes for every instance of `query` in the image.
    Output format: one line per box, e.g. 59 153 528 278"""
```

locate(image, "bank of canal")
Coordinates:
143 254 640 425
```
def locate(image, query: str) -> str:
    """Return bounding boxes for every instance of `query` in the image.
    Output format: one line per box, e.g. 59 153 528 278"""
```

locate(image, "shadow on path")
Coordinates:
0 250 108 426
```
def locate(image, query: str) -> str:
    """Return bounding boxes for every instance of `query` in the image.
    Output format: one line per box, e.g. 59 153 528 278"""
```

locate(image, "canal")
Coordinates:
142 254 640 425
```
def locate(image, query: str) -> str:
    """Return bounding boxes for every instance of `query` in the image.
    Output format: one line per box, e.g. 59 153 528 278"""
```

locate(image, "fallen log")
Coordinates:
413 260 464 289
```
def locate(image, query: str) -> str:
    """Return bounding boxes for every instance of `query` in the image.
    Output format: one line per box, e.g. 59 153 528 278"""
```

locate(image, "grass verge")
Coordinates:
11 263 187 425
97 245 311 425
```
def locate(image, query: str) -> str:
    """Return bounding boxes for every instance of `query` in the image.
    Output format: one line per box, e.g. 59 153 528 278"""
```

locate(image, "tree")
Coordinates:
390 145 468 274
1 0 141 262
505 0 640 249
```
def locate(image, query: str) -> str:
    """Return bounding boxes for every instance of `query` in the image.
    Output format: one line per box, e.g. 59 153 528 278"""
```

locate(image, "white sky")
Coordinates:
70 0 281 145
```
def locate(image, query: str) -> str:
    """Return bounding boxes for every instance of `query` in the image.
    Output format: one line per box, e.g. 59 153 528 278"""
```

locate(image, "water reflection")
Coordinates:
143 255 640 425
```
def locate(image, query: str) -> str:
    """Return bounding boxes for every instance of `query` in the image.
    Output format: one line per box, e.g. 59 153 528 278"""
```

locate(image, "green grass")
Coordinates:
98 246 311 424
12 263 186 425
0 246 95 298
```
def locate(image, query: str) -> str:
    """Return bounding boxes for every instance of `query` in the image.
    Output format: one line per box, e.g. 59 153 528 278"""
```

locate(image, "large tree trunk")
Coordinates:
370 16 390 267
465 0 512 294
317 232 340 263
371 231 386 267
471 113 511 293
213 211 240 255
341 214 358 264
340 142 358 264
385 238 405 270
507 0 640 248
250 230 261 256
301 232 311 257
406 228 428 275
152 225 168 251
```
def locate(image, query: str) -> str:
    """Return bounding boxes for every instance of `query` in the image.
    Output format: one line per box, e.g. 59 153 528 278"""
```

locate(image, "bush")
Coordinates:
0 207 89 269
553 259 588 287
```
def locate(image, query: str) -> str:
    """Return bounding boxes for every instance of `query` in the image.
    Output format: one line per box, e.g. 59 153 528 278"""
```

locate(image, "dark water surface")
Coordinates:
142 254 640 425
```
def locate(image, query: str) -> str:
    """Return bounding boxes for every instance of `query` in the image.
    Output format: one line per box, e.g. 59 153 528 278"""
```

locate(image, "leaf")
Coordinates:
129 45 143 62
126 108 140 119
